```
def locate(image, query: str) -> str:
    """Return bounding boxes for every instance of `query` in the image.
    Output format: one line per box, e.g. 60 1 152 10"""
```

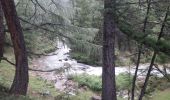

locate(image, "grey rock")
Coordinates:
91 96 101 100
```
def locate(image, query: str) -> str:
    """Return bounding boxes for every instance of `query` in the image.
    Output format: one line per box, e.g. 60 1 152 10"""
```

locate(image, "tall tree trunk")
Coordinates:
131 0 151 99
0 2 4 61
102 0 117 100
0 0 29 95
138 6 169 100
131 47 142 100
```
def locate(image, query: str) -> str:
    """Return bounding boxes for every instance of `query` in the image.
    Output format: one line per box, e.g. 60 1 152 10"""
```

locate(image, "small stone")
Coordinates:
91 96 101 100
64 58 68 61
40 90 50 96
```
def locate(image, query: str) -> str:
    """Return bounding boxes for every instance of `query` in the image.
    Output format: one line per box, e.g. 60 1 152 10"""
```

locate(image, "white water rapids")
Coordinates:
31 41 169 93
32 41 167 76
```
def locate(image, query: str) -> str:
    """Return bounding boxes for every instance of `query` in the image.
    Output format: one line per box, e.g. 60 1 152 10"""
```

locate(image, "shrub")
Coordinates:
70 74 102 91
116 73 133 91
71 73 133 92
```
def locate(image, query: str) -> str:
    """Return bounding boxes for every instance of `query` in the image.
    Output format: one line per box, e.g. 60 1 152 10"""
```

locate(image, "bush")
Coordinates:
70 74 102 91
70 52 101 66
116 73 133 91
148 76 170 91
71 73 133 92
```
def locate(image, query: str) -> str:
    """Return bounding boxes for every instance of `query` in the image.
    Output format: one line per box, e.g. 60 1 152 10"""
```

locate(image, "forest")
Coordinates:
0 0 170 100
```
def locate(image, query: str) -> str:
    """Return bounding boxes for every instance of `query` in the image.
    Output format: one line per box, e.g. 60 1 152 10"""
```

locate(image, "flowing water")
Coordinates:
31 41 168 93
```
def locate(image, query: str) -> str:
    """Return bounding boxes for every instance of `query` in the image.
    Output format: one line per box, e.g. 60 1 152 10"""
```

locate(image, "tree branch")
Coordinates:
0 57 60 72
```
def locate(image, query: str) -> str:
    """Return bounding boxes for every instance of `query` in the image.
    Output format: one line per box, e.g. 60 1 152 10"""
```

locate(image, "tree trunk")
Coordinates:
0 0 29 95
131 47 142 100
0 2 4 61
138 6 169 100
102 0 117 100
138 52 157 100
131 0 151 99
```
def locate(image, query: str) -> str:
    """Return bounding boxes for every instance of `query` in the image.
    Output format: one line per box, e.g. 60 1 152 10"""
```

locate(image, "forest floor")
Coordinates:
0 47 170 100
151 89 170 100
1 50 97 100
1 61 170 100
0 60 98 100
0 47 95 100
0 61 57 100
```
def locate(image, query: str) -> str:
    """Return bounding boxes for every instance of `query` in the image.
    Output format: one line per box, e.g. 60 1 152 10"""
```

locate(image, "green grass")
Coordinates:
0 61 58 100
55 91 94 100
0 61 15 88
116 73 132 91
71 73 133 92
29 77 58 97
70 74 102 92
0 47 97 100
0 92 31 100
138 76 170 100
151 89 170 100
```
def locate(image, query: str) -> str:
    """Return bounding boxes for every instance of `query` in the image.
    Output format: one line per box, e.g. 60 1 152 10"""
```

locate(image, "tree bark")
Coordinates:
0 2 4 61
131 0 151 99
131 47 142 100
102 0 117 100
138 6 169 100
0 0 29 95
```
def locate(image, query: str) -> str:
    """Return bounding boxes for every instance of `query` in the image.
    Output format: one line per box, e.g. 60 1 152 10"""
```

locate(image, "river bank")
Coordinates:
30 41 170 96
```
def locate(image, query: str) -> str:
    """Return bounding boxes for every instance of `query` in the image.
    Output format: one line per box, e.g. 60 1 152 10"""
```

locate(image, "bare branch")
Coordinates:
34 0 46 13
1 57 59 72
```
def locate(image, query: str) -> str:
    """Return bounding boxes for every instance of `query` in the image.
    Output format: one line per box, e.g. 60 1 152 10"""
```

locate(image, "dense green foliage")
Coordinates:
116 73 133 91
70 74 102 91
71 73 133 92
